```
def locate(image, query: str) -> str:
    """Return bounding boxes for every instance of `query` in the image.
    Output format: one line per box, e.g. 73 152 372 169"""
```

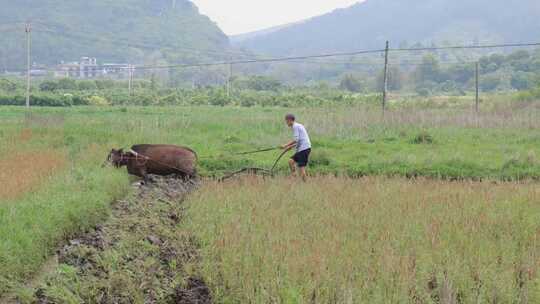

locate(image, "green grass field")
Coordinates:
1 102 540 300
2 103 540 179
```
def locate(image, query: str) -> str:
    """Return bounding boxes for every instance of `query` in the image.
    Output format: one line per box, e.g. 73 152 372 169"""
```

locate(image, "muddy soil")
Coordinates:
27 175 212 304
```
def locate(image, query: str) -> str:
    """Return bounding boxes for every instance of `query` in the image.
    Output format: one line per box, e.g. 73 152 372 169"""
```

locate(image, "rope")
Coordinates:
219 168 272 182
234 147 280 155
198 147 279 160
271 149 290 173
219 148 291 182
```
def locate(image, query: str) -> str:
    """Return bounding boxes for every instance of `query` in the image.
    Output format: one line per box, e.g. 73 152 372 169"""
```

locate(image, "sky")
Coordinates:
191 0 362 36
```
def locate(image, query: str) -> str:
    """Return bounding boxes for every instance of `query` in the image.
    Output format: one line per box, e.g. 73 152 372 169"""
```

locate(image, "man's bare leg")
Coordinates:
299 167 307 182
288 159 297 176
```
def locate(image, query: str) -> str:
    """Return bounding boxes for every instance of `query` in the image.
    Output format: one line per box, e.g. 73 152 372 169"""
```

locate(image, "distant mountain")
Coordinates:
230 22 301 44
0 0 230 70
236 0 540 56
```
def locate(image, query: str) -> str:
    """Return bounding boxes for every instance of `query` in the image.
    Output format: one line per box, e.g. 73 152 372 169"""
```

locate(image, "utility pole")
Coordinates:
227 57 232 99
25 22 32 108
382 41 390 116
475 61 480 114
128 65 133 96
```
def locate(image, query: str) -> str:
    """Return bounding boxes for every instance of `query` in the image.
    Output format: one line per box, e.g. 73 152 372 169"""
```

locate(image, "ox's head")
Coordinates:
104 149 128 168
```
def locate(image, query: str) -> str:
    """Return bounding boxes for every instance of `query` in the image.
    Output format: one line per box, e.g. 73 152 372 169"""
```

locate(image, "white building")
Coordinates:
54 57 134 79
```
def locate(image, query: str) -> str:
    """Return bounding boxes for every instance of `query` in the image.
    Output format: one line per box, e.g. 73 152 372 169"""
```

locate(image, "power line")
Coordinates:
126 41 540 71
3 41 540 73
392 42 540 52
4 59 478 73
131 48 388 71
0 21 26 26
2 48 387 73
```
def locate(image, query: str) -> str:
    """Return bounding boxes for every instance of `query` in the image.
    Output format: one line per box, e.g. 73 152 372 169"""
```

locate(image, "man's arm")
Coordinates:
281 140 297 151
282 124 299 150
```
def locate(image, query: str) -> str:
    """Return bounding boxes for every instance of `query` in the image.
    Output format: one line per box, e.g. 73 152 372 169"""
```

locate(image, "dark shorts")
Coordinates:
292 149 311 168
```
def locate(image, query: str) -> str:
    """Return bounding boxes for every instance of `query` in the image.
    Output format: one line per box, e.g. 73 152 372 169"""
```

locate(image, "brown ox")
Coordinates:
107 144 197 180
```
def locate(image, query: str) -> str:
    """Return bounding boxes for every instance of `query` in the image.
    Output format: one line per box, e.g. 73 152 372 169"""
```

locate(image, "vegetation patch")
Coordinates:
0 166 128 296
12 177 210 304
411 131 434 144
308 149 333 167
1 104 540 298
186 176 540 303
0 150 66 201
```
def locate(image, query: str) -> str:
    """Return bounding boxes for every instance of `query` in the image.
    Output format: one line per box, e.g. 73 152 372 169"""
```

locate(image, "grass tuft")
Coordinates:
411 131 434 144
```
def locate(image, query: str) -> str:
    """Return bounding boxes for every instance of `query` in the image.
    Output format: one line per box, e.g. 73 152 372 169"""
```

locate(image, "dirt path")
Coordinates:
12 176 212 304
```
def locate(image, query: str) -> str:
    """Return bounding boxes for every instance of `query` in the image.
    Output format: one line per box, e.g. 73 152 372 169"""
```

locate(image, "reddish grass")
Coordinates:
187 176 540 303
0 150 66 201
18 128 33 142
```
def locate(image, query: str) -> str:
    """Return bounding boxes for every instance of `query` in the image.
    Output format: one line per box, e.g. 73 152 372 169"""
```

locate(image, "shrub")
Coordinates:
39 80 60 92
240 98 256 107
77 80 98 91
480 75 502 91
86 95 109 106
234 76 283 91
511 72 535 90
416 87 431 97
223 136 241 144
57 78 78 90
208 90 231 106
411 131 434 144
339 74 363 92
0 78 20 92
309 150 333 167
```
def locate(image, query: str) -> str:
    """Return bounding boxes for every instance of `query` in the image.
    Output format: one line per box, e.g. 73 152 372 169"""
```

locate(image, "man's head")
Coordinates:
285 114 296 127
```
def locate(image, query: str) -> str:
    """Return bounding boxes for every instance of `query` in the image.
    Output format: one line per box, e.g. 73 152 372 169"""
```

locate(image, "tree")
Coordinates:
507 50 530 62
480 75 502 91
479 54 505 73
446 64 474 85
438 80 459 93
78 80 98 91
339 74 363 92
57 78 78 90
376 67 403 91
39 80 60 92
234 76 283 91
511 72 534 90
0 78 20 92
414 55 442 85
95 80 115 90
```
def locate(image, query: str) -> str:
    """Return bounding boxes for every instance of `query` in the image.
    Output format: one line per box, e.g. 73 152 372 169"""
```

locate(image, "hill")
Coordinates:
0 0 230 70
230 22 302 44
235 0 540 56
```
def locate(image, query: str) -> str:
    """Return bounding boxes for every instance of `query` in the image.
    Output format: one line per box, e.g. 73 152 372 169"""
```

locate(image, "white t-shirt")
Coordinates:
292 122 311 152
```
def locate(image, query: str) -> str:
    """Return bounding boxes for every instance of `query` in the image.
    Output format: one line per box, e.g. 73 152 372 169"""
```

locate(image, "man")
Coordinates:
281 114 312 181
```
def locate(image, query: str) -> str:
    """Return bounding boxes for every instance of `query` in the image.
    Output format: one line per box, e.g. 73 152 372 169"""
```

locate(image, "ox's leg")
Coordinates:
140 168 150 184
